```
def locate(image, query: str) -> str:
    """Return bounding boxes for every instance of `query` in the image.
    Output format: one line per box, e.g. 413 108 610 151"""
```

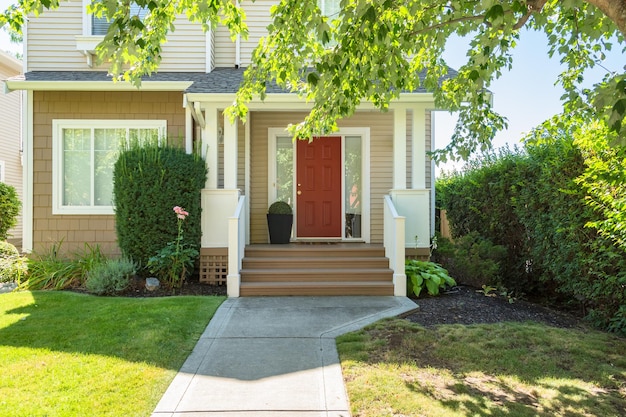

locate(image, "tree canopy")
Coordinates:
2 0 625 160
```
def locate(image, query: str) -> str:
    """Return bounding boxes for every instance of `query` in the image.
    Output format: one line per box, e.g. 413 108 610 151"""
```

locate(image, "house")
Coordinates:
0 50 23 249
6 0 439 297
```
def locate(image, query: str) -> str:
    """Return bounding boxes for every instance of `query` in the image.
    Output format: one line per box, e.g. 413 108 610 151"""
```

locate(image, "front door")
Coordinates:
296 136 342 237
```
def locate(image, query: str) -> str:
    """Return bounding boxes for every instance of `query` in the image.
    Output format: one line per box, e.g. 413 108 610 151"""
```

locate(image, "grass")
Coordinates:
337 318 626 417
0 291 225 416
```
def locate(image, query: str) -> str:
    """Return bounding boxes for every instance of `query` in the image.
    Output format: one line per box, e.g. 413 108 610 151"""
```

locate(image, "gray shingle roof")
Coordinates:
20 67 457 94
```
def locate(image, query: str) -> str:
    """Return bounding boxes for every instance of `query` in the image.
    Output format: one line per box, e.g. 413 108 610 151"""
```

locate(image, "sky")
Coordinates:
0 0 624 173
435 30 625 172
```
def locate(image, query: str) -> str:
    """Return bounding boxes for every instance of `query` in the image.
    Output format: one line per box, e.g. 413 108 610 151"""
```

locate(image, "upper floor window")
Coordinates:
90 3 149 36
319 0 340 19
52 120 166 215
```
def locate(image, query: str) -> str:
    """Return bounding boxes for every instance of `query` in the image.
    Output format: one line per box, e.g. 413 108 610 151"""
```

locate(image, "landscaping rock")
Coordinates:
145 277 160 291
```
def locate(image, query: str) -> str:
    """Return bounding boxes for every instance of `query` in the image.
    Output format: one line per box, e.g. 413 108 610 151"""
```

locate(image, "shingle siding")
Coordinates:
32 90 186 256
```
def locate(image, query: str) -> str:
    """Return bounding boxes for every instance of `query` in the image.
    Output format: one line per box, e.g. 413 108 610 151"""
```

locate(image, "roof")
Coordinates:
10 67 457 95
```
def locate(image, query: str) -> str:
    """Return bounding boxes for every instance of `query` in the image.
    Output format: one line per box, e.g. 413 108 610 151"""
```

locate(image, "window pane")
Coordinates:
63 129 91 206
94 129 125 206
92 4 149 36
345 136 361 238
92 15 109 35
129 128 159 145
275 137 293 205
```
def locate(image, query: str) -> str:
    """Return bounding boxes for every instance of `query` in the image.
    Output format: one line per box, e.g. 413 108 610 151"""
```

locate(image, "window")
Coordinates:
89 2 149 36
319 0 340 19
52 120 166 215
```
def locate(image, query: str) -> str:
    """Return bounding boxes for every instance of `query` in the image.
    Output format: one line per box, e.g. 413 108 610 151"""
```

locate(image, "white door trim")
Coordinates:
267 128 371 243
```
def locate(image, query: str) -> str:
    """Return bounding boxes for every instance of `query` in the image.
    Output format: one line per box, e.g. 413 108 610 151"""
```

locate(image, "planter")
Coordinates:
267 213 293 244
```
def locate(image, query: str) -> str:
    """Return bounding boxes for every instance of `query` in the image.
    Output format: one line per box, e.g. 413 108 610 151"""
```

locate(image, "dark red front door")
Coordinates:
296 136 342 238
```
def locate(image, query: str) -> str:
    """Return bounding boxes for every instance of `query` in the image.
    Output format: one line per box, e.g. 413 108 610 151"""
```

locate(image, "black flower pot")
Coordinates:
267 213 293 244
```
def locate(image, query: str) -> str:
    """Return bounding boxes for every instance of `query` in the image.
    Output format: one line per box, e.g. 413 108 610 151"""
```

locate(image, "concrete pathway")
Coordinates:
152 296 417 417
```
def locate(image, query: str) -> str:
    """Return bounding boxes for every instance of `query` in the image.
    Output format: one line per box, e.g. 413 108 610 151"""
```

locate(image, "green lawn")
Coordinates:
338 318 626 417
0 291 225 416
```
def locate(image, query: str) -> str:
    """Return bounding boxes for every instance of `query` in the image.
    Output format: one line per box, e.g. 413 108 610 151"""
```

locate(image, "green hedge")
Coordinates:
0 182 21 241
437 148 534 293
113 142 207 269
438 135 626 334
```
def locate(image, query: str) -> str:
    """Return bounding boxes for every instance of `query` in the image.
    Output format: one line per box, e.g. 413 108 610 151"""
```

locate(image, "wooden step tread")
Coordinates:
239 281 395 296
241 268 393 275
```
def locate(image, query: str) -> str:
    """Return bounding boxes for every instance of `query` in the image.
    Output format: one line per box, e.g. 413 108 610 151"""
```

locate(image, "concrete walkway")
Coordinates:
152 296 418 417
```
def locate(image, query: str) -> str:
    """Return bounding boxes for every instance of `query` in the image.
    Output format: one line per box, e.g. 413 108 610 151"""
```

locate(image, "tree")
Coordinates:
2 0 624 160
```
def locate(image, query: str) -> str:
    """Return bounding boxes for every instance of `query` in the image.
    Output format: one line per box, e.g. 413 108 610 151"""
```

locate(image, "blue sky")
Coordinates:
435 30 625 171
1 1 623 173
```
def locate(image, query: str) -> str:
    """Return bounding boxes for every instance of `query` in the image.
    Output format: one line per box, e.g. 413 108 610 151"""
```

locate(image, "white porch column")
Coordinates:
223 113 238 189
412 106 427 189
204 105 219 189
393 106 407 189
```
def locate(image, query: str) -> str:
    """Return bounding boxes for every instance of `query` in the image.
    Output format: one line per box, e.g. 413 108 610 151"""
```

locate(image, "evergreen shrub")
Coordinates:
113 141 207 268
433 233 507 289
437 148 533 293
0 241 26 283
0 182 21 240
86 258 137 295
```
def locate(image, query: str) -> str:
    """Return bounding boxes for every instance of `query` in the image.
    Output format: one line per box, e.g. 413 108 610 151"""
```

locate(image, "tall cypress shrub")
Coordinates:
113 141 207 268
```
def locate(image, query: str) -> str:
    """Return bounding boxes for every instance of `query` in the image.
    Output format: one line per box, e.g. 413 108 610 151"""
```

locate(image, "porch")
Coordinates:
188 104 434 297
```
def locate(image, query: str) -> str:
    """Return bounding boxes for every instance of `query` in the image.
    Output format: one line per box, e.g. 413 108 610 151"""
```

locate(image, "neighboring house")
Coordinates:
0 50 23 249
6 0 440 297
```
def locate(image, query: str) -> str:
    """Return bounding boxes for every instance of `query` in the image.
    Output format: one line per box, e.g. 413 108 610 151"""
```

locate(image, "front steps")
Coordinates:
239 244 395 296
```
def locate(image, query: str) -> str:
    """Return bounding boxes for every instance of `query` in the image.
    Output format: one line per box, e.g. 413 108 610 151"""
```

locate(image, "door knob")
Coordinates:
297 190 302 195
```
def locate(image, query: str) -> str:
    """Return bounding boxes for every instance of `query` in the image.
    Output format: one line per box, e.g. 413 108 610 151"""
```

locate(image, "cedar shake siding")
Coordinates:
32 90 186 256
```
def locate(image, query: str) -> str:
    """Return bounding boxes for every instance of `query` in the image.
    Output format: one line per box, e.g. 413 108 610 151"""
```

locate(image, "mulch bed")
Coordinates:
403 285 585 329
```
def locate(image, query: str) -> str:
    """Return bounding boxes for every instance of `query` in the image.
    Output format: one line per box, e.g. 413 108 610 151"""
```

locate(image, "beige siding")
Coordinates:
32 91 186 256
0 56 22 247
214 23 236 67
248 111 394 244
214 0 276 67
26 3 86 71
240 0 274 66
27 3 206 72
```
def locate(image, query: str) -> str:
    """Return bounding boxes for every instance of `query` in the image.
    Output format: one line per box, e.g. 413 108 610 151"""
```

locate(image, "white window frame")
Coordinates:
52 119 167 215
0 160 5 182
77 0 148 52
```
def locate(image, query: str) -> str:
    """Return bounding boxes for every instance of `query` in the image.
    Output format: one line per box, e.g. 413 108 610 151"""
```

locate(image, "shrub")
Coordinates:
21 242 106 290
437 147 534 293
433 233 507 289
405 260 456 298
85 258 137 295
268 201 292 214
0 182 21 240
147 206 198 289
113 142 207 269
0 241 19 257
0 241 27 283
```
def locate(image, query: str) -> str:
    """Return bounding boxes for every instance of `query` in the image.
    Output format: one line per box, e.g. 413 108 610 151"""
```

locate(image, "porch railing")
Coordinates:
227 195 246 297
383 195 407 296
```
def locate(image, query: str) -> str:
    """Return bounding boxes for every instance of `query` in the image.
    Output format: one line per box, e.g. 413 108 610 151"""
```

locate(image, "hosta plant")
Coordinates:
405 260 456 298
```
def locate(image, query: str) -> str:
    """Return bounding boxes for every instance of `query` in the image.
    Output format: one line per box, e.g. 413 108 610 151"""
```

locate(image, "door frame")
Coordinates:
268 127 371 243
